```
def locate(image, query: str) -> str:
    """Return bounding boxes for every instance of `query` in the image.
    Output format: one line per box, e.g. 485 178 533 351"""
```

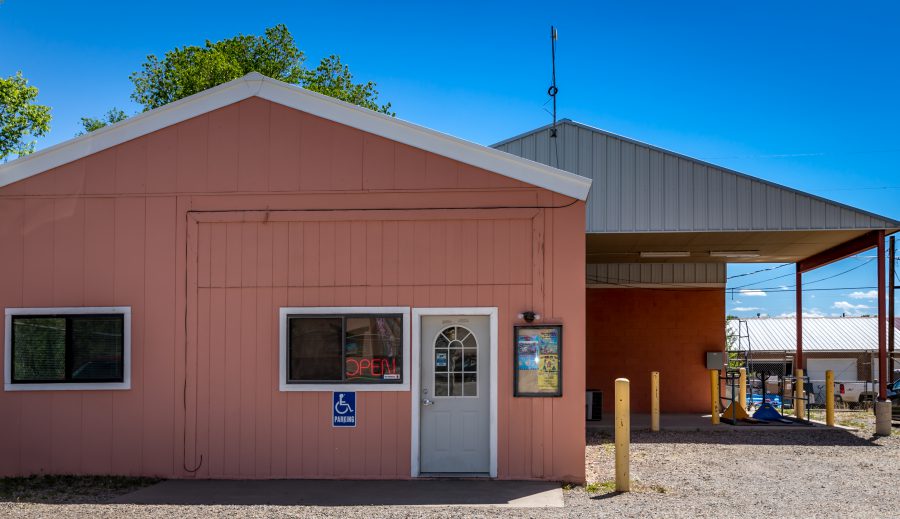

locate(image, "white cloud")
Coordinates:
832 301 870 315
778 285 790 291
847 290 878 300
739 289 767 297
732 307 761 312
777 310 826 318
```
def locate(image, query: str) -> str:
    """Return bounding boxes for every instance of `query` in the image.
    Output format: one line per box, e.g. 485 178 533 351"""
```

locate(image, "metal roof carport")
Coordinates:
495 119 899 428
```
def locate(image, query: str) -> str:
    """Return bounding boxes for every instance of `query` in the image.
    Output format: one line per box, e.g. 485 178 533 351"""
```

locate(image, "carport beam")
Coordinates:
877 233 887 400
795 230 888 400
795 267 803 368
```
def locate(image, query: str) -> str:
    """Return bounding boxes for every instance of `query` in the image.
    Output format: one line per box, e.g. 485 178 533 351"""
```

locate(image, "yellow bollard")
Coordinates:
738 368 747 412
650 371 660 432
825 369 835 426
710 369 720 425
614 378 630 492
795 369 805 420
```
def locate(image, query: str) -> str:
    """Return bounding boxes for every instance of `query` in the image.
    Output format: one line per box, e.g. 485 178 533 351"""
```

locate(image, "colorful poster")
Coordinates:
515 325 562 396
537 354 559 390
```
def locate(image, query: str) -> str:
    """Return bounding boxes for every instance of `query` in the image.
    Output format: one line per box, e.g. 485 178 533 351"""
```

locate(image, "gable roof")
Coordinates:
494 119 900 233
0 73 592 200
727 317 900 353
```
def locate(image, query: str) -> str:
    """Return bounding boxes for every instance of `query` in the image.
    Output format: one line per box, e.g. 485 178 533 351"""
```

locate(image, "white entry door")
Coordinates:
419 315 490 474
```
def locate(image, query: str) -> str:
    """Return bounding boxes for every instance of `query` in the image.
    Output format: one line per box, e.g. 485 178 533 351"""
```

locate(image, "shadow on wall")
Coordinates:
586 288 725 414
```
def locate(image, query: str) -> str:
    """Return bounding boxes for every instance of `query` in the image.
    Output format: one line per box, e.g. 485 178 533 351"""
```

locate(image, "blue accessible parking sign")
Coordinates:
332 391 356 427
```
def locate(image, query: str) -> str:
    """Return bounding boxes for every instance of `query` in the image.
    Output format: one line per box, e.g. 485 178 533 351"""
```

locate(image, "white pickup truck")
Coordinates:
807 379 877 406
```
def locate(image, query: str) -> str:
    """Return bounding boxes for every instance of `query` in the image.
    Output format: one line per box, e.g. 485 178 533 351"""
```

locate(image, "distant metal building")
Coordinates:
727 317 900 383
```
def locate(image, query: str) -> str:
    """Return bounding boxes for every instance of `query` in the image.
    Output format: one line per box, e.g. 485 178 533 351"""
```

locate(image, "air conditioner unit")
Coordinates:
586 390 602 421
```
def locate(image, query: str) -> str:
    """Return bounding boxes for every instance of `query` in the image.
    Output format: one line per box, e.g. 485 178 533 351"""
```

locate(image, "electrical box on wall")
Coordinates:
706 351 724 370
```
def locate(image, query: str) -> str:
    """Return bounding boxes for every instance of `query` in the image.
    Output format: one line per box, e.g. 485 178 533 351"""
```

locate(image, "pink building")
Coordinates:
3 73 897 481
0 74 590 482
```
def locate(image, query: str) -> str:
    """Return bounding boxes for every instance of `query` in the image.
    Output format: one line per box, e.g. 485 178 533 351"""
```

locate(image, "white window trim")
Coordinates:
278 306 411 392
4 307 132 391
410 307 498 478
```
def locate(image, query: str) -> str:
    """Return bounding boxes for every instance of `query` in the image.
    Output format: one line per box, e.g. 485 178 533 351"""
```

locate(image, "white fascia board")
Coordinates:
0 77 262 188
257 79 591 200
0 73 591 201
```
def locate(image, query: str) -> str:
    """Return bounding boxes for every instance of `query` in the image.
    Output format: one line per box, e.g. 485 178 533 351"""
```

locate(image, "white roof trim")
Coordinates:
0 73 592 200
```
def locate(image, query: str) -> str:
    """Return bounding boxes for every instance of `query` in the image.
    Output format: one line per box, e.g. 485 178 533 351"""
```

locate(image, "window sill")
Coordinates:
279 382 409 392
4 382 131 391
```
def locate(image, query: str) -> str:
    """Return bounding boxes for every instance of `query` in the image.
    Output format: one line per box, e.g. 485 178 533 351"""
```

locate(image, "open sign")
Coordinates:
346 356 400 381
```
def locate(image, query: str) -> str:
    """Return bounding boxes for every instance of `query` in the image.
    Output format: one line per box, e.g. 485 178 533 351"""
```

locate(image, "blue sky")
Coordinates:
2 0 898 317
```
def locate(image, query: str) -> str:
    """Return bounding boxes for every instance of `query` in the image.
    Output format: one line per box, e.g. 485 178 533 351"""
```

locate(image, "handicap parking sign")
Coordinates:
332 391 356 428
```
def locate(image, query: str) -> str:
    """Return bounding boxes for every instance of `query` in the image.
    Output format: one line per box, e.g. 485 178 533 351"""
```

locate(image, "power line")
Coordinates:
727 263 791 280
730 254 882 290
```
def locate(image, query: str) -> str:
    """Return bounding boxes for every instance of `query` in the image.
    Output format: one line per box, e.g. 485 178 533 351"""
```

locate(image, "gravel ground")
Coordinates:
1 412 897 518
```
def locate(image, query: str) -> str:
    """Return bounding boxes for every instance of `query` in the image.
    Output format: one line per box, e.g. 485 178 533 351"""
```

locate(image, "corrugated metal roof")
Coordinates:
726 317 900 352
494 120 900 233
587 262 725 286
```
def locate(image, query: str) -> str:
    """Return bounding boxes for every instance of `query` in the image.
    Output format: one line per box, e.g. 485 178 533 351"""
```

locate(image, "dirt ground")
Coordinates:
1 411 897 518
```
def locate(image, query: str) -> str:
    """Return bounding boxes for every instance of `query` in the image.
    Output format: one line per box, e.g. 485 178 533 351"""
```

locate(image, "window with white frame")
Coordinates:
279 307 410 391
4 307 131 391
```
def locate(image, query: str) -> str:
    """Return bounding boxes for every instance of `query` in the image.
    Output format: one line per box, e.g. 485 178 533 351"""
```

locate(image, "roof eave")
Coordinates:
0 73 592 201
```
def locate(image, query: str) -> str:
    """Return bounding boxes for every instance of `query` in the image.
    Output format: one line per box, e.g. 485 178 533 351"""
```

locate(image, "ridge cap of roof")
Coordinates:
0 73 592 200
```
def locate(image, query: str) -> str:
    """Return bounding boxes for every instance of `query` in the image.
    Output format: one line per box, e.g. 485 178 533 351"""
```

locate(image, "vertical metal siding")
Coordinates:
494 121 896 233
586 262 725 285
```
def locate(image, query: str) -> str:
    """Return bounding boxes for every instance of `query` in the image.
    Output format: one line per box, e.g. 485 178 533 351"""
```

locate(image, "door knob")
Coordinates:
422 399 434 406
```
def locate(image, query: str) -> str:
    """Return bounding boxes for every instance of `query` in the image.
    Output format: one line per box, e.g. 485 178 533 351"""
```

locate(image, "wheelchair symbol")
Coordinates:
334 393 354 415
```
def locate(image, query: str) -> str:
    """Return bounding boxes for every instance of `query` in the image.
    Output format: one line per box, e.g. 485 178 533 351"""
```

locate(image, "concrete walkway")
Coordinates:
109 479 564 508
587 413 853 432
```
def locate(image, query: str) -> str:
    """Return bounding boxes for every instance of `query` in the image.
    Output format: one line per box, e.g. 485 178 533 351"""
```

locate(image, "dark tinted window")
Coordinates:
11 314 125 384
288 317 343 382
287 314 403 384
71 316 124 381
12 317 66 381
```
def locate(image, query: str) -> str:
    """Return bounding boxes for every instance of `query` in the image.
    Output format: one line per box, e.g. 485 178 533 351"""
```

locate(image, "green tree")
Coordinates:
302 55 392 115
77 107 128 135
0 72 51 160
129 24 392 115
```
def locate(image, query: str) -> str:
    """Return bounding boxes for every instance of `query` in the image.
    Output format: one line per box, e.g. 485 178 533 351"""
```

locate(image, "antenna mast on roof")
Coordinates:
549 25 559 138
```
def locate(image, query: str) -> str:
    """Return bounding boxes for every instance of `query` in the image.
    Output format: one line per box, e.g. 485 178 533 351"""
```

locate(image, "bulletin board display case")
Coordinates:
513 325 562 397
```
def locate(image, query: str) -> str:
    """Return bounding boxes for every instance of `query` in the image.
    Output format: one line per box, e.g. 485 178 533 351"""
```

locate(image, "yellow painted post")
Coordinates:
795 369 805 420
825 369 835 426
738 368 747 412
710 369 720 425
650 371 660 432
614 378 630 492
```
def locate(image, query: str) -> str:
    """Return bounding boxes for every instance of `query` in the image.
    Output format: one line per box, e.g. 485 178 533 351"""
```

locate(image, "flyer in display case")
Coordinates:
514 325 562 397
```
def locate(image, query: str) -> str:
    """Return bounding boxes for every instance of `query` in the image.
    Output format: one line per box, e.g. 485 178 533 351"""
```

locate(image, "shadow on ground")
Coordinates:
105 479 563 507
589 428 885 447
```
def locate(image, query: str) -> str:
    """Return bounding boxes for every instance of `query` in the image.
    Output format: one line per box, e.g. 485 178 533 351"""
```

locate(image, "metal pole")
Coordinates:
710 370 720 425
877 231 887 399
876 231 891 435
796 266 803 368
795 369 805 420
650 372 660 432
614 378 630 492
889 236 895 379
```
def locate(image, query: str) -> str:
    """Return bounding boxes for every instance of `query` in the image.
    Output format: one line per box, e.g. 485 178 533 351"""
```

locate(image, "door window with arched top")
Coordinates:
433 325 477 397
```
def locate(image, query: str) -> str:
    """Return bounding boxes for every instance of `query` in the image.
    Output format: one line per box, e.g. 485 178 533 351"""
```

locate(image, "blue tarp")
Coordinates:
747 393 782 409
752 402 784 421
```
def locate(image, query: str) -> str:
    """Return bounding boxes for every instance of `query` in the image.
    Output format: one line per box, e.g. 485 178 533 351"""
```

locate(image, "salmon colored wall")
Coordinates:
0 97 586 482
586 288 724 414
